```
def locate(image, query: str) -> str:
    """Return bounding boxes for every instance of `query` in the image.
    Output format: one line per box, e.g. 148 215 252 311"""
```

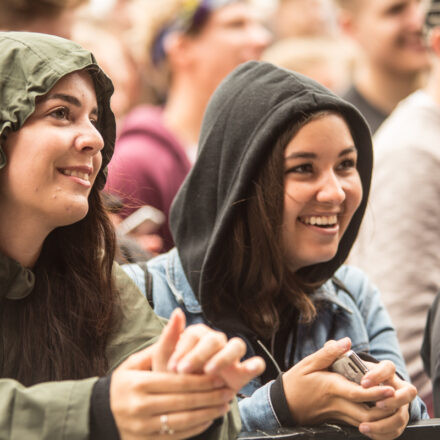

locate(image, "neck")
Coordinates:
425 61 440 106
163 76 212 148
354 62 423 114
0 208 49 268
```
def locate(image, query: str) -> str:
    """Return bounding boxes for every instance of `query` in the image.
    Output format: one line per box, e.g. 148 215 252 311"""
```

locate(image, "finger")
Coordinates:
328 372 395 403
302 338 351 373
153 309 186 372
361 360 396 388
120 345 154 371
124 405 229 438
375 385 417 411
159 421 214 440
167 324 213 372
359 405 409 440
208 356 266 391
175 331 228 374
144 389 235 415
135 371 226 393
152 405 229 437
203 338 247 374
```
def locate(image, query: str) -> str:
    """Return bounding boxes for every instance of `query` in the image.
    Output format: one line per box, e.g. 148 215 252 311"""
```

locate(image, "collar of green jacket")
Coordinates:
0 251 34 300
0 31 115 189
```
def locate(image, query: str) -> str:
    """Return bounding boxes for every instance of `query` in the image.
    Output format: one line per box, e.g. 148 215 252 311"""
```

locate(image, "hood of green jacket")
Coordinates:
0 31 115 300
170 61 373 327
0 31 115 190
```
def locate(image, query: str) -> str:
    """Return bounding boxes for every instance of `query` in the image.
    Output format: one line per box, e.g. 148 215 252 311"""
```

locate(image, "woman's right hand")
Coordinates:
110 310 263 440
110 346 234 440
282 338 399 432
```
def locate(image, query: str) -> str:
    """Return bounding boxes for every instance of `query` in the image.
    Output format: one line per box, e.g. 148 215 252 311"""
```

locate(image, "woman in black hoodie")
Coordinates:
131 61 428 439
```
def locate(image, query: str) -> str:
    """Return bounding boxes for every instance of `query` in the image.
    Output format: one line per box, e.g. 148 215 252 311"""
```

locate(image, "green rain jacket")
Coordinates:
0 32 240 439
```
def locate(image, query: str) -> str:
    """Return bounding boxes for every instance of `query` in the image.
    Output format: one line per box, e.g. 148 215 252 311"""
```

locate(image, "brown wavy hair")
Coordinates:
210 111 338 339
0 187 119 386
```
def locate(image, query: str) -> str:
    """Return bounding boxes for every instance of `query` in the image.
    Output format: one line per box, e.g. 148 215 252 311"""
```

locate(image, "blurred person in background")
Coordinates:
106 0 271 252
351 0 440 416
335 0 431 133
262 35 356 94
271 0 337 39
0 0 86 38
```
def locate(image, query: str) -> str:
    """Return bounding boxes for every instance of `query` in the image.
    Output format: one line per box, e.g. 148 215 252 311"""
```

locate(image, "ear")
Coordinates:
429 27 440 58
164 32 195 70
337 9 357 38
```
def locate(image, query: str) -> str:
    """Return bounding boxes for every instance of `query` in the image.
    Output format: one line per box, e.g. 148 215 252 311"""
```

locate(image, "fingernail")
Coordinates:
359 424 370 434
361 379 371 388
384 388 395 397
337 337 350 350
167 358 177 372
177 360 191 373
376 401 385 409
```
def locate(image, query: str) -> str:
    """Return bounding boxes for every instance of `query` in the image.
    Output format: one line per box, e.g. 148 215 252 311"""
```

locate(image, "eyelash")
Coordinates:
286 159 357 175
49 106 98 126
50 106 69 120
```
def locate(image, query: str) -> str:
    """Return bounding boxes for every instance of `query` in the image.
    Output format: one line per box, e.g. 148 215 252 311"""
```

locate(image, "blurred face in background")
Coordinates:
274 0 336 38
344 0 430 75
182 1 272 94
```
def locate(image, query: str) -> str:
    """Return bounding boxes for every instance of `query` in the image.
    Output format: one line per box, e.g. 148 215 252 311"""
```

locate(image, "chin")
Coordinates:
53 201 90 227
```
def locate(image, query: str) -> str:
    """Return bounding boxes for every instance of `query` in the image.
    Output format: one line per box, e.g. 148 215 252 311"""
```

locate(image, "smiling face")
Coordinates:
346 0 430 75
281 113 363 271
0 70 104 232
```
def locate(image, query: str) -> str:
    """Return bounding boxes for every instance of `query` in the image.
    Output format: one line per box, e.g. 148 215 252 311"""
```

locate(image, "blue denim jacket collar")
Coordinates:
166 248 354 316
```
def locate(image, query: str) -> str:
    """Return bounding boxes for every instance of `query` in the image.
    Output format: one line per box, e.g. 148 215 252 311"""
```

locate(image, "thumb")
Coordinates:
153 308 186 371
119 344 155 371
303 337 351 373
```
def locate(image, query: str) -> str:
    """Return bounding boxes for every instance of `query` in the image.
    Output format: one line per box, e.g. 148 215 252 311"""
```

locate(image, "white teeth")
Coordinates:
61 169 90 181
300 215 338 226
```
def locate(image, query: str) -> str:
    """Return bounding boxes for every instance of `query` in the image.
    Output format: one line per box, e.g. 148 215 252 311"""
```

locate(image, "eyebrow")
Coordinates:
285 146 356 160
44 93 98 116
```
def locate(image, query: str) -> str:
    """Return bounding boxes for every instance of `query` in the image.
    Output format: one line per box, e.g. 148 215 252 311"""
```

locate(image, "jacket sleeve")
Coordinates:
337 265 429 422
106 264 166 370
0 376 98 440
237 381 283 431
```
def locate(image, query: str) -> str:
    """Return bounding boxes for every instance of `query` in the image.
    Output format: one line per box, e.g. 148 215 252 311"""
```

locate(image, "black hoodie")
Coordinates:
170 61 373 332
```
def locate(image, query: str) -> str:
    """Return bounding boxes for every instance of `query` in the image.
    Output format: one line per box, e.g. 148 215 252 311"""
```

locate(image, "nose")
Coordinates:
75 120 104 155
247 21 272 56
316 171 346 205
406 1 426 31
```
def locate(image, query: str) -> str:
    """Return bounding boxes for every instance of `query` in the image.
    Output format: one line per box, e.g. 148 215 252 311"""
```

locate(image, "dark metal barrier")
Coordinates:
238 419 440 439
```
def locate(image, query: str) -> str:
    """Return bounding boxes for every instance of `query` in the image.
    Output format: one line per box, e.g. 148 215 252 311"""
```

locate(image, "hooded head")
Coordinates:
0 31 115 190
170 61 372 334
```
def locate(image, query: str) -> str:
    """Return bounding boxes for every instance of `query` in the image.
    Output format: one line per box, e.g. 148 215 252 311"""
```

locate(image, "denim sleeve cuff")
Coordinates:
90 375 120 440
269 374 296 427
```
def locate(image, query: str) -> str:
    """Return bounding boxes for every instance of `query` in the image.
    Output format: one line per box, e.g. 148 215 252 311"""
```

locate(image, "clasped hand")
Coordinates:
283 338 417 440
111 309 265 439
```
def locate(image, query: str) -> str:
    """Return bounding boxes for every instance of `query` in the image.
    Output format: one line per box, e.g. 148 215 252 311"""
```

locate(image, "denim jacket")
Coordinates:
123 248 428 431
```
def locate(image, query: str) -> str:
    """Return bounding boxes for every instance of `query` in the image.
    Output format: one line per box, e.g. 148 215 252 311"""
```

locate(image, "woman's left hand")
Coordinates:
152 309 265 393
358 360 417 440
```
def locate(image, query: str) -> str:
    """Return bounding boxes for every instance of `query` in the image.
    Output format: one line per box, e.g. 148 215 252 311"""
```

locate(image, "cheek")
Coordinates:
345 176 363 215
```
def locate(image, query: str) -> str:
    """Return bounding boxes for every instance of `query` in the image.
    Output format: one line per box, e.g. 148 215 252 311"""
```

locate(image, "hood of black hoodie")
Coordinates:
170 61 373 328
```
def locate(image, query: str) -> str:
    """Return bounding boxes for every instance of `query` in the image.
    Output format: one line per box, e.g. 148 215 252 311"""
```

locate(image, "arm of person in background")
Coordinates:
111 309 265 440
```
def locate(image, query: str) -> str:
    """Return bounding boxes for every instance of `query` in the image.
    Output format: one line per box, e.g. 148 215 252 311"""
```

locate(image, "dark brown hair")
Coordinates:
210 111 339 339
0 187 119 386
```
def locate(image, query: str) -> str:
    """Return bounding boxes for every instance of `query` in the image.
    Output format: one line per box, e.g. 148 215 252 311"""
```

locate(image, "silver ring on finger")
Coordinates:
159 414 175 435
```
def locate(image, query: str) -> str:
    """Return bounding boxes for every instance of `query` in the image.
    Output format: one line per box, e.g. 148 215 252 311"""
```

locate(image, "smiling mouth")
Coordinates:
298 215 338 228
59 169 91 182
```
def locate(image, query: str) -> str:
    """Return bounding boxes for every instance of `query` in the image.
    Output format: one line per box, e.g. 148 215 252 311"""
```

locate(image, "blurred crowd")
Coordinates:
3 0 440 420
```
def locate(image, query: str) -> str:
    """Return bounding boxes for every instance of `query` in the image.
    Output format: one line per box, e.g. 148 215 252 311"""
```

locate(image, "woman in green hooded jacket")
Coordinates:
0 31 264 439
